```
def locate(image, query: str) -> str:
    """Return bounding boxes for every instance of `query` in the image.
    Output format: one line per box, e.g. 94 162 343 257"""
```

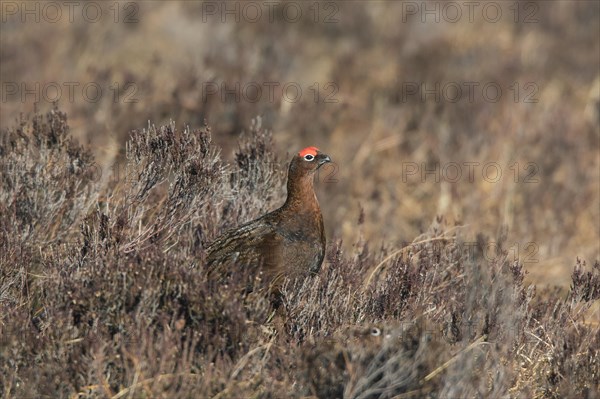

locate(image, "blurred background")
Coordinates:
1 0 598 287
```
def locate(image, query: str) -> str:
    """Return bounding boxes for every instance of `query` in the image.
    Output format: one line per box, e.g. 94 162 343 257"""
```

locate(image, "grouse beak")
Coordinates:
317 153 332 167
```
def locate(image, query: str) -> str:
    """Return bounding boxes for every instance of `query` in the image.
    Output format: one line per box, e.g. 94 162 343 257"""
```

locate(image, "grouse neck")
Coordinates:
282 173 320 213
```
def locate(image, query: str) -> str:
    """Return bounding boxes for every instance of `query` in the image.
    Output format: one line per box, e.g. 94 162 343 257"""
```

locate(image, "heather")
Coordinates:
1 1 599 398
1 109 598 398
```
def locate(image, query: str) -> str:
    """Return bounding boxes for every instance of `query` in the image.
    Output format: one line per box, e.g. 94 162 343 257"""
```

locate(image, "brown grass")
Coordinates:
1 108 598 398
1 1 599 397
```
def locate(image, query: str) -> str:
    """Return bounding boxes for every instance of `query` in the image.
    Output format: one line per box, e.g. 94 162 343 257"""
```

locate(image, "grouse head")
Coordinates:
289 146 331 178
284 147 331 209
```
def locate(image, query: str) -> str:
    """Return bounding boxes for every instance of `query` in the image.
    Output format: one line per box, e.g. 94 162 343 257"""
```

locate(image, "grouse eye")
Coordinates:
370 328 381 337
303 154 315 161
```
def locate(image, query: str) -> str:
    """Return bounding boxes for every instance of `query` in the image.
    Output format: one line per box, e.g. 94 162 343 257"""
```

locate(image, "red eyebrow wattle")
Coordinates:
299 146 319 157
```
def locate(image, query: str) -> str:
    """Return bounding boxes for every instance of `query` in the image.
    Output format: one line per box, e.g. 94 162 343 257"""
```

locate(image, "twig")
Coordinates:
363 230 461 288
421 335 487 383
110 373 200 399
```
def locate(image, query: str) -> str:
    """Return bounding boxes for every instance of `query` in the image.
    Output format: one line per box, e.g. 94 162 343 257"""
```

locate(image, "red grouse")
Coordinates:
206 147 331 291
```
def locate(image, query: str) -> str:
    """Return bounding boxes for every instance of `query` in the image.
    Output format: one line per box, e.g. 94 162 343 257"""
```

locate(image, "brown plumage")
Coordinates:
206 146 331 291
